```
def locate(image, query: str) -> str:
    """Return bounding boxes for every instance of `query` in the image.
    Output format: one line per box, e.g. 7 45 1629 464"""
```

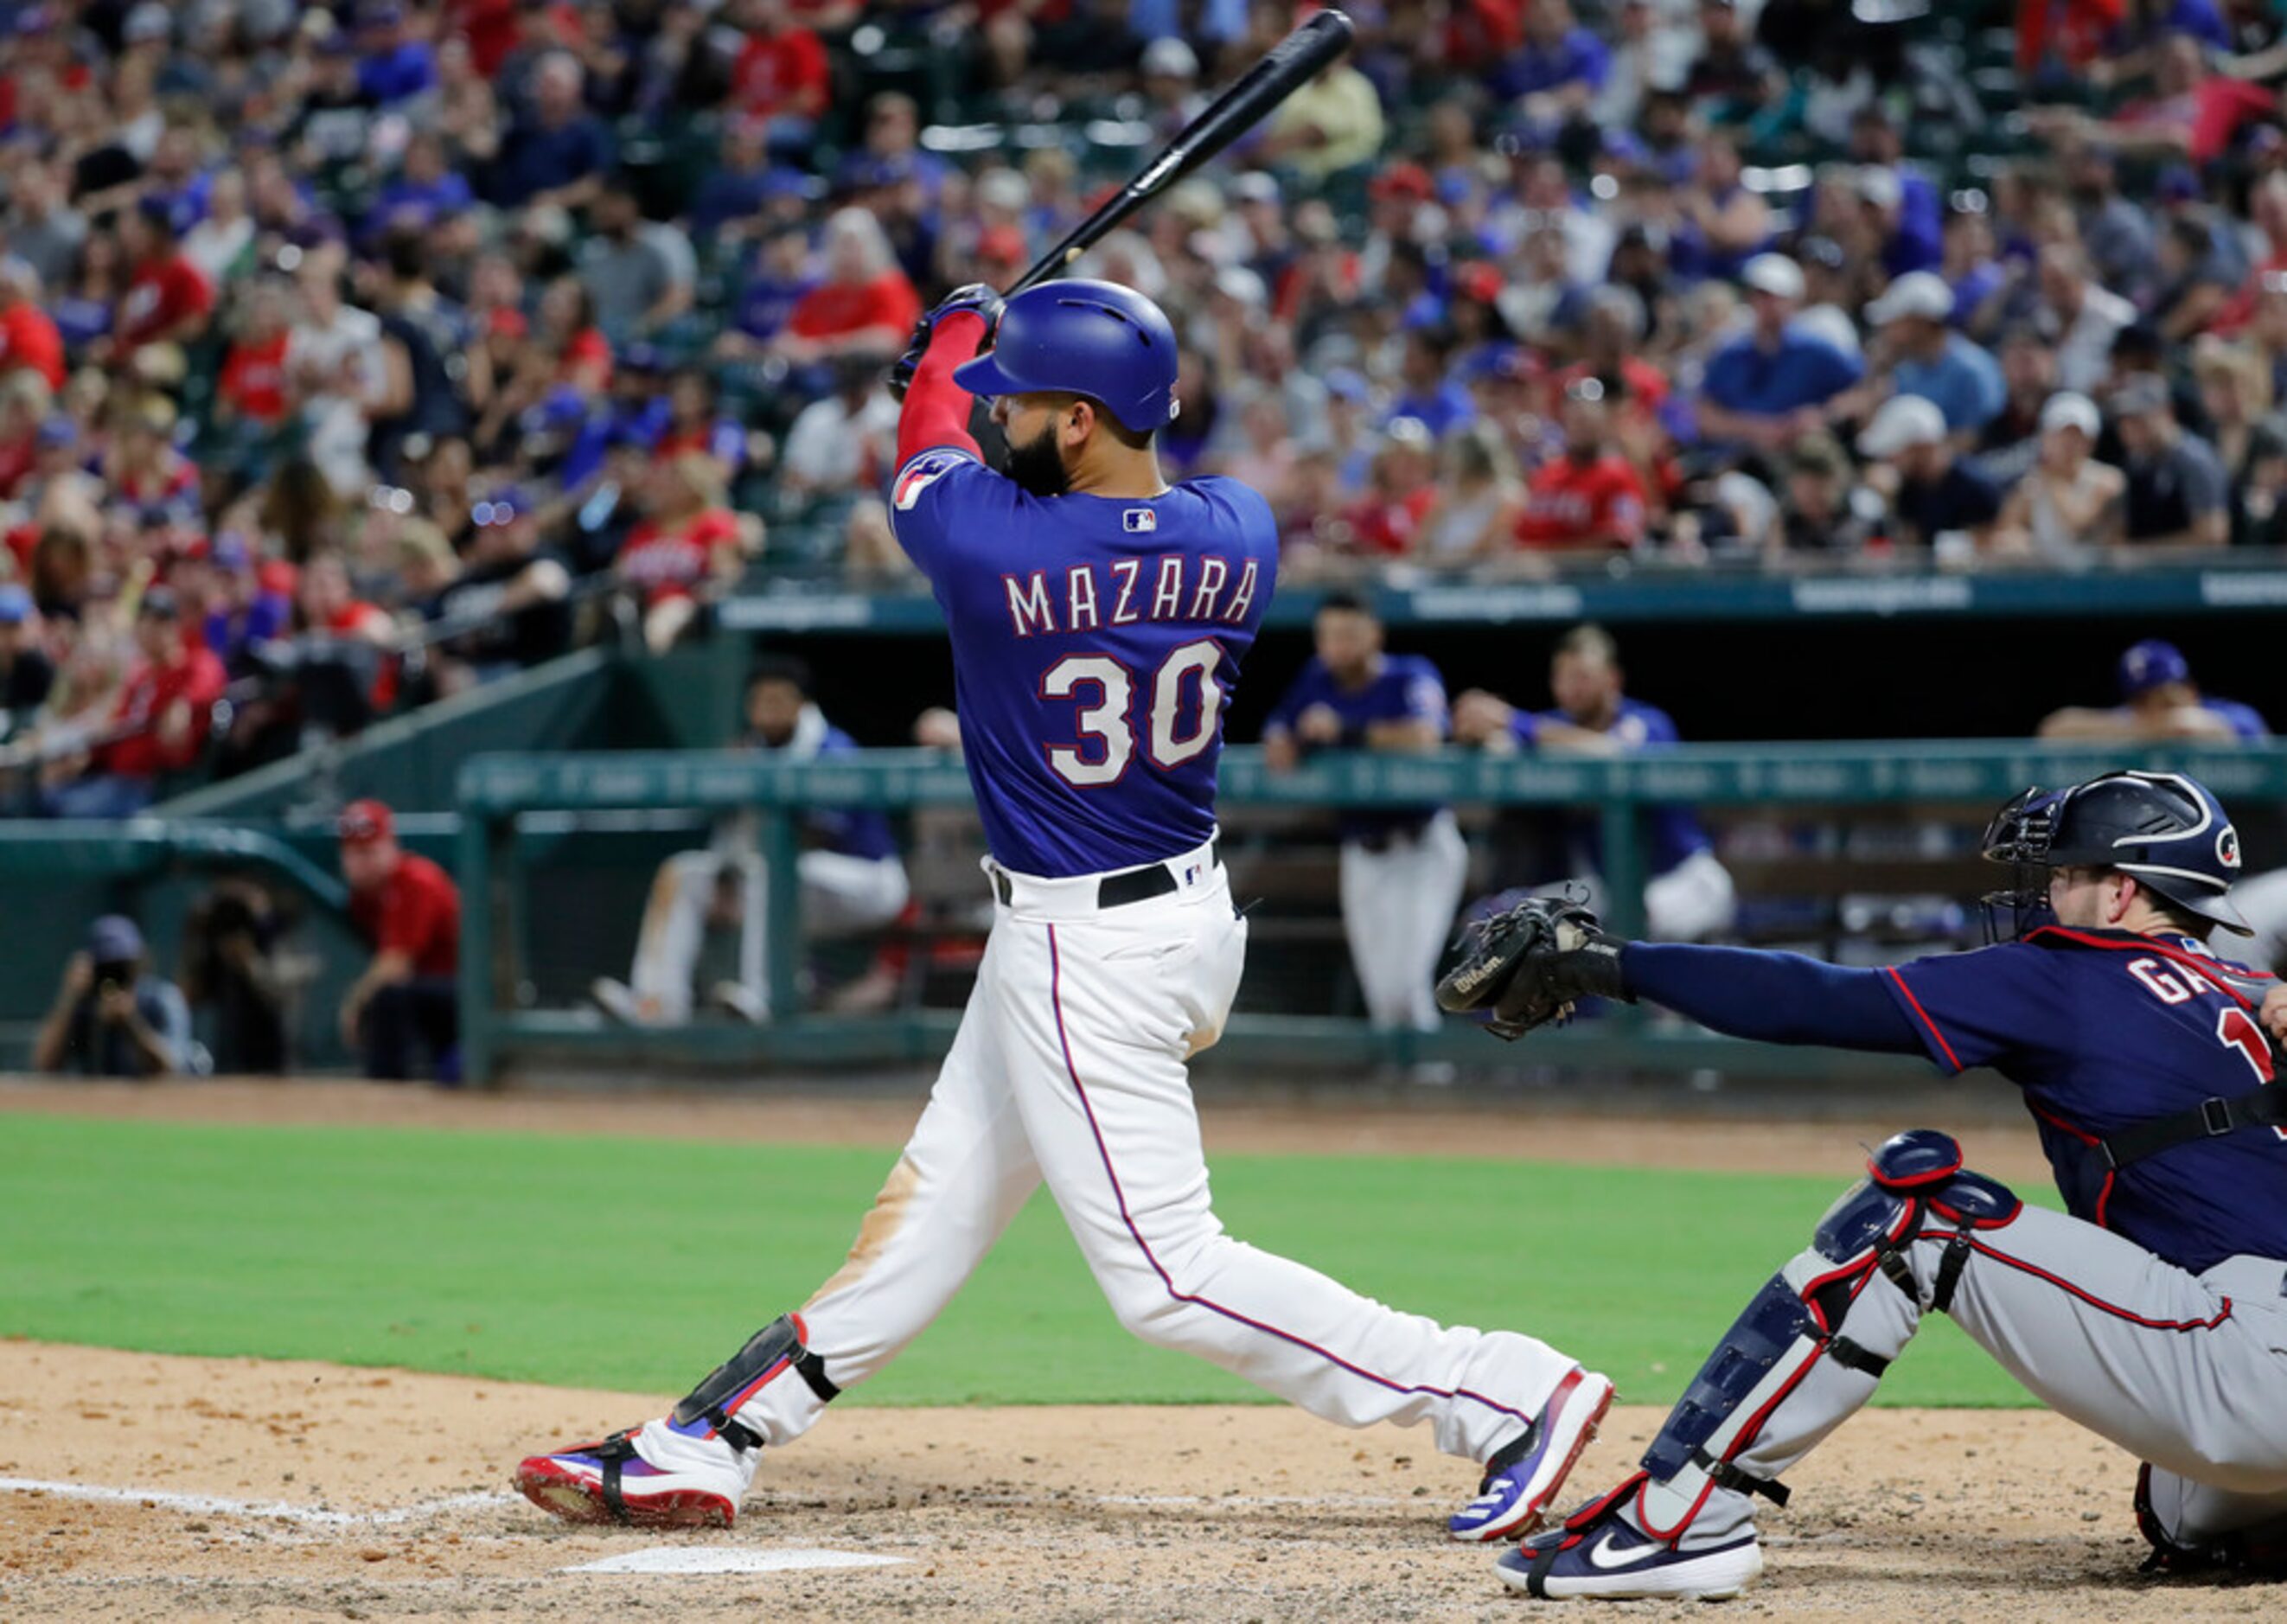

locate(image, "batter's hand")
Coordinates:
2264 981 2287 1049
890 285 1005 403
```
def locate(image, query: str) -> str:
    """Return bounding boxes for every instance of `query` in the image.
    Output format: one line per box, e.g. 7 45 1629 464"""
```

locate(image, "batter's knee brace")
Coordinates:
671 1314 840 1452
1634 1130 2018 1530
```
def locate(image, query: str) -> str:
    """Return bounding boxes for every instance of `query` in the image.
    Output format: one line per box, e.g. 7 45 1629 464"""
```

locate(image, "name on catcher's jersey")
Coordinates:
890 447 1277 877
1883 926 2287 1274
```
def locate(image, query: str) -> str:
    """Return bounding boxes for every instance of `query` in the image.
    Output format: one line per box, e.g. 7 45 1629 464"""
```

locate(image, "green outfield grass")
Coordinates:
0 1112 2047 1407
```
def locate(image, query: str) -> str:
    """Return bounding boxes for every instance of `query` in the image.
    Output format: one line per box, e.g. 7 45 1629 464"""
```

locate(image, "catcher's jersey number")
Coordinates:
1041 642 1225 788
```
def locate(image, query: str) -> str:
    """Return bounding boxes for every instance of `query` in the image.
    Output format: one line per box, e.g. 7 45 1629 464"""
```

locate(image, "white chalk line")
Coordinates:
0 1474 513 1527
563 1548 905 1576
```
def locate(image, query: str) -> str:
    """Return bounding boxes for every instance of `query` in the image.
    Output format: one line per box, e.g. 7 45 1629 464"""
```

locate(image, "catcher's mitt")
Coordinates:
1436 896 1632 1040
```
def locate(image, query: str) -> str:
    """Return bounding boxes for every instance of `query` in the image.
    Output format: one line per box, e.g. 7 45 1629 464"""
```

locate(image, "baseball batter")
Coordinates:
1439 770 2287 1598
516 279 1612 1542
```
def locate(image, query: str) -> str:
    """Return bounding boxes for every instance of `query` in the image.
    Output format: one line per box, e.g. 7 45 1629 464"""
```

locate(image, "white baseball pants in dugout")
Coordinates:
732 836 1579 1465
1340 810 1472 1033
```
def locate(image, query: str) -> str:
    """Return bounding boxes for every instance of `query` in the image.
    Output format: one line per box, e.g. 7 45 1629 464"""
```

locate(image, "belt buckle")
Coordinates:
2201 1097 2233 1136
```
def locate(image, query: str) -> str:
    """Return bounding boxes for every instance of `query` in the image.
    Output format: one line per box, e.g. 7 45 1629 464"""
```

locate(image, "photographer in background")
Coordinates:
182 879 290 1076
34 914 190 1078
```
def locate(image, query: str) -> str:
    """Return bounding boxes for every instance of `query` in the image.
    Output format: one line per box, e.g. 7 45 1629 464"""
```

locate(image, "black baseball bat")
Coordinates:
1005 10 1356 296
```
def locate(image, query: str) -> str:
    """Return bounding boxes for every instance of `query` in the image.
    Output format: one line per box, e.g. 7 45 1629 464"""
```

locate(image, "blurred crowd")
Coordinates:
2 0 2287 809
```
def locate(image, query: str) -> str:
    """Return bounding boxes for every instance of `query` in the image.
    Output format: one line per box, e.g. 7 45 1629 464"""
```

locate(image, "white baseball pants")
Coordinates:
732 838 1581 1465
1557 848 1737 943
629 848 910 1022
1642 1201 2287 1552
1340 811 1470 1033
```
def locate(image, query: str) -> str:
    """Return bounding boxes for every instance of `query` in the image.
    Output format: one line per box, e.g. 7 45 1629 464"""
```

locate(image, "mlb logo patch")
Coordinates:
1123 508 1157 534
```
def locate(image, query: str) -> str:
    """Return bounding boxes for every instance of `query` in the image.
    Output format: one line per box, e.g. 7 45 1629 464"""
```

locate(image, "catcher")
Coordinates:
1439 770 2287 1599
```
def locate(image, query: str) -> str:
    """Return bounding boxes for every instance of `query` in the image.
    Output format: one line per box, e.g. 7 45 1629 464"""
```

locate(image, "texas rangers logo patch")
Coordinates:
2219 825 2241 870
894 451 969 512
1123 508 1157 533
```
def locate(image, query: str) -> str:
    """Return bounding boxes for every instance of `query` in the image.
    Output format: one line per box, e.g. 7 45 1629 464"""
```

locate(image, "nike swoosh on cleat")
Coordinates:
1586 1531 1664 1570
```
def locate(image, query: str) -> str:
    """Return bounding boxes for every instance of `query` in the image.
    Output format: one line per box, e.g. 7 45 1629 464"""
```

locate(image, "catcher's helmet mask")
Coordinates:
1979 770 2249 943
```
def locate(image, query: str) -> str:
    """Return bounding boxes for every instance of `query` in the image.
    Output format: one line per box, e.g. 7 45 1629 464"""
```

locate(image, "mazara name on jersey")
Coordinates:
1001 552 1262 639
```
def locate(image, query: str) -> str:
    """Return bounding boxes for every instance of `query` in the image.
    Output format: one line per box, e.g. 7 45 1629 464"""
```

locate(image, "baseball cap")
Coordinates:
1865 271 1953 326
1856 165 1905 212
2039 391 2101 438
2111 373 2172 419
138 585 181 619
88 915 144 962
2119 639 2193 698
1855 393 1947 458
0 584 29 624
1740 253 1805 301
338 799 395 845
1230 171 1281 206
1370 163 1434 203
36 413 77 449
1140 37 1198 78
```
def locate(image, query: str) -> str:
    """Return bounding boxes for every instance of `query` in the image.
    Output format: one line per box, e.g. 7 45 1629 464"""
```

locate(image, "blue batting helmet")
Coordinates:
953 278 1179 435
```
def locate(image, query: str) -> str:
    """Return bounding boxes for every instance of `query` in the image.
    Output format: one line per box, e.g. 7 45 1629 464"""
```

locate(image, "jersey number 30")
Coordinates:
1042 641 1223 787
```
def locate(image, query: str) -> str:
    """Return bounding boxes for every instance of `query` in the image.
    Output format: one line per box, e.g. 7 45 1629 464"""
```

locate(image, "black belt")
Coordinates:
992 841 1219 910
2099 1084 2287 1170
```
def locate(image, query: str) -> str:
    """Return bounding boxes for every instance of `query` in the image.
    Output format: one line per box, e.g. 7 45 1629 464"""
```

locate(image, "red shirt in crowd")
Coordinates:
93 644 228 778
559 325 612 389
349 853 462 978
219 331 292 424
0 425 35 499
2114 77 2276 167
116 251 214 350
1342 485 1438 554
1514 456 1649 550
617 507 742 605
734 25 830 119
0 301 65 388
786 272 921 346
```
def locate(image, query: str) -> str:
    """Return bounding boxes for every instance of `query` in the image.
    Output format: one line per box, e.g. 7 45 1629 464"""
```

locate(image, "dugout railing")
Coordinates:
453 741 2287 1087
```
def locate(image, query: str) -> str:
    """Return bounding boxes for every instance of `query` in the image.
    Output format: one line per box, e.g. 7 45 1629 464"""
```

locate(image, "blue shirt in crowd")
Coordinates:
1893 331 2007 432
1700 324 1865 421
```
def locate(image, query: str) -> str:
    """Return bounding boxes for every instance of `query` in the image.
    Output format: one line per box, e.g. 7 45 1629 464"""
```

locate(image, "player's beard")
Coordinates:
1000 423 1070 498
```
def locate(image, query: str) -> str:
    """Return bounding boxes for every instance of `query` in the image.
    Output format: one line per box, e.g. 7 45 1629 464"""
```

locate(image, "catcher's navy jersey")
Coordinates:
890 447 1276 877
1884 927 2287 1274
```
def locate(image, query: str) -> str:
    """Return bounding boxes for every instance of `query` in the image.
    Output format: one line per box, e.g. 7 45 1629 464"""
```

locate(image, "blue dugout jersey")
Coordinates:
889 448 1276 878
1514 697 1711 877
1264 653 1450 843
1885 927 2287 1275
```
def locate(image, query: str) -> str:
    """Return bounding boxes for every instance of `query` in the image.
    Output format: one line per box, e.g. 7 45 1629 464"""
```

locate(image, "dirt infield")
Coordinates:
3 1080 2271 1620
3 1342 2263 1623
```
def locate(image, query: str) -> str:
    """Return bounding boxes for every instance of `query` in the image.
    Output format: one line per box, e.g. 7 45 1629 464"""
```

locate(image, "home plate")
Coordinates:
562 1547 906 1576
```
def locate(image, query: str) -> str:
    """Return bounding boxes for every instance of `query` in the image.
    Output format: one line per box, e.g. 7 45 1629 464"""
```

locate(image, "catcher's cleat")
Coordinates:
1448 1367 1616 1543
516 1416 757 1529
1494 1475 1764 1600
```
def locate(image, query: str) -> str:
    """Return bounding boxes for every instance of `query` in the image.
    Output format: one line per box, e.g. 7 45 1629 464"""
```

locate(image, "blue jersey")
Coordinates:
1885 928 2287 1274
1264 653 1449 843
804 722 901 863
1515 698 1710 877
890 449 1275 877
